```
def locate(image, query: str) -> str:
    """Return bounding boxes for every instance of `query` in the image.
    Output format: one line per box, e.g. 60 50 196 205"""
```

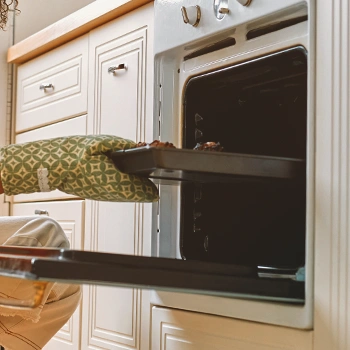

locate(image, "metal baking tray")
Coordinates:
108 147 305 184
0 246 304 303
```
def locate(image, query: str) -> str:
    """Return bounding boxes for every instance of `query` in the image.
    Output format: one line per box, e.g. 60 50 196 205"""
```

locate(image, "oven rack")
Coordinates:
108 147 305 184
0 246 305 304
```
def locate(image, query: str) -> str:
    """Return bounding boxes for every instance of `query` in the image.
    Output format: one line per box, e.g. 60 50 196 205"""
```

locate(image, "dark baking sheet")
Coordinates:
108 147 305 184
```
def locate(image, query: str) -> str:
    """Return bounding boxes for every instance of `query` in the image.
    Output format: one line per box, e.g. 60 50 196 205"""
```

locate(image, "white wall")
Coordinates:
0 29 12 148
314 0 350 348
0 18 13 215
14 0 95 43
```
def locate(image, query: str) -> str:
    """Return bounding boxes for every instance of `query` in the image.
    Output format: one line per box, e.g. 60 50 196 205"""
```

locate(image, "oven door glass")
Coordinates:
0 246 304 305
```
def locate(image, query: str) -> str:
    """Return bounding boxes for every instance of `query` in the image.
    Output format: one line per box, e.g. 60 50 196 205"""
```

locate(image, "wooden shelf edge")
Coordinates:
7 0 153 64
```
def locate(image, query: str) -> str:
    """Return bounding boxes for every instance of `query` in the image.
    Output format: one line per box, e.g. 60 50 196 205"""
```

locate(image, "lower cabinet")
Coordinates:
12 200 85 350
151 307 313 350
11 198 153 350
80 200 152 349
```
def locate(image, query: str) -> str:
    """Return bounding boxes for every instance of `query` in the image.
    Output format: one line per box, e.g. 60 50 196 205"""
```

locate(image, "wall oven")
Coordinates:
0 0 314 330
150 0 314 329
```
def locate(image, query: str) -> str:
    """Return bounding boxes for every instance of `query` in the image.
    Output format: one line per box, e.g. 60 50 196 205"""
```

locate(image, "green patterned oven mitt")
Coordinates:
0 135 159 202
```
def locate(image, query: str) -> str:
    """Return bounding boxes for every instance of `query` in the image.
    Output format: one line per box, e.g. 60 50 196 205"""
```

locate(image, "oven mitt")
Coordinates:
0 135 159 202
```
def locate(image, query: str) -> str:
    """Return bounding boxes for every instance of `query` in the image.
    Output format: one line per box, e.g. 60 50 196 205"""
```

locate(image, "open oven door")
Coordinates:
0 246 304 308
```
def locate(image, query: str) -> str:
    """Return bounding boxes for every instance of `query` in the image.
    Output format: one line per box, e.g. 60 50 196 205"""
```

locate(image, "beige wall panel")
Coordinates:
14 0 95 44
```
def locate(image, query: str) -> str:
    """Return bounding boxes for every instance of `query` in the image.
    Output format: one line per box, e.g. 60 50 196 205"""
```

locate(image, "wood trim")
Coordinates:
7 0 153 64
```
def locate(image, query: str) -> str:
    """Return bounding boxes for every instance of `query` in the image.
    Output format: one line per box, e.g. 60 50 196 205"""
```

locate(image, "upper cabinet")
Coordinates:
15 35 88 133
87 4 154 141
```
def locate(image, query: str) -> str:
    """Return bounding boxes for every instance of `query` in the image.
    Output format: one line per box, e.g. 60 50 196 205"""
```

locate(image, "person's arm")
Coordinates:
0 135 159 202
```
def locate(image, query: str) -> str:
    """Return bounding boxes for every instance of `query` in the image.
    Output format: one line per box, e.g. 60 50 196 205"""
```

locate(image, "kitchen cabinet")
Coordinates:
82 4 154 349
15 35 88 133
10 3 155 350
82 201 153 349
12 201 85 350
151 307 313 350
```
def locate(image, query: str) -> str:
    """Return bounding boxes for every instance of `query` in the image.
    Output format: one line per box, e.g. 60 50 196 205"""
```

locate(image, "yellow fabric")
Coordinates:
0 216 81 350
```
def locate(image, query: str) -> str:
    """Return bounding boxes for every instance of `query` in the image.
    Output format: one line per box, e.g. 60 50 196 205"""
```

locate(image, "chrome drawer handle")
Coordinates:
108 64 127 74
34 209 49 216
39 83 54 90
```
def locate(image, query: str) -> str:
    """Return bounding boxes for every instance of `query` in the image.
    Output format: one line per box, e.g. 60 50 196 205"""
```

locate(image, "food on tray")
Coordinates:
136 140 176 148
193 142 224 152
136 140 224 151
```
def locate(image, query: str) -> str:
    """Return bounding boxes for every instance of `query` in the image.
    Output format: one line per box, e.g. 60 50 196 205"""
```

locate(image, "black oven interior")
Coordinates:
181 47 307 270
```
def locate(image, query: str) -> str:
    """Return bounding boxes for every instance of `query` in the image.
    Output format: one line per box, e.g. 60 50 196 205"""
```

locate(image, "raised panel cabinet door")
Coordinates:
82 201 152 350
16 35 88 133
86 3 154 142
151 307 313 350
12 200 85 350
83 3 154 350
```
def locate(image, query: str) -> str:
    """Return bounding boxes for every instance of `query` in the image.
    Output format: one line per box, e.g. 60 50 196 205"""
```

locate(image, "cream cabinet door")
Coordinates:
16 35 88 133
152 307 313 350
12 200 84 350
82 3 154 350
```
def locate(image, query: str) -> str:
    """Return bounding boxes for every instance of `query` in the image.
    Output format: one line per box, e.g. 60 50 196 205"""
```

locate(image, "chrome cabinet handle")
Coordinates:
108 64 127 74
35 209 49 216
39 83 54 90
181 6 201 27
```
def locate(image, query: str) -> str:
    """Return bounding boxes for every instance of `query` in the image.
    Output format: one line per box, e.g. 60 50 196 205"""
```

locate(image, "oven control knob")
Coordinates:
219 7 230 14
181 5 201 27
236 0 253 6
214 0 229 20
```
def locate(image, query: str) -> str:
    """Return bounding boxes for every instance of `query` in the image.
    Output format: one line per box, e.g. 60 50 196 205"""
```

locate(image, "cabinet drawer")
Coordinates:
151 307 313 350
12 200 84 350
13 115 87 203
12 200 84 250
16 35 88 132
